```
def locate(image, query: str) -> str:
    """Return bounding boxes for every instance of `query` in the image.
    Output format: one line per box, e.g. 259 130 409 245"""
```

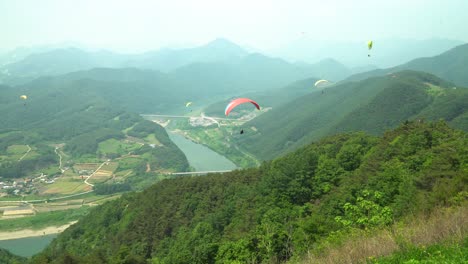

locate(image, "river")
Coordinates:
167 131 237 171
0 234 57 257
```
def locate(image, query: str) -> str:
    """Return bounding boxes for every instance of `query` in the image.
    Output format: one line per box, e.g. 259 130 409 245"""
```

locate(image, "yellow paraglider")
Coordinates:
20 95 28 106
367 40 373 57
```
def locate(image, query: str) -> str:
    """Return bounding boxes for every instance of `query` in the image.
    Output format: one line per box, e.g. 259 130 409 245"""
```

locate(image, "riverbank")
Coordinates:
0 221 77 241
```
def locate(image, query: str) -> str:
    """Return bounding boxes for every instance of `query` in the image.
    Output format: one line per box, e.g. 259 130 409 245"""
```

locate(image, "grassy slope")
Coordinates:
303 205 467 263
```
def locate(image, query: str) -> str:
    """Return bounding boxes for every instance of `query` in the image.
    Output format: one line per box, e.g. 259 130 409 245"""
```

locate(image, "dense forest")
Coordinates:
29 121 466 263
0 248 27 264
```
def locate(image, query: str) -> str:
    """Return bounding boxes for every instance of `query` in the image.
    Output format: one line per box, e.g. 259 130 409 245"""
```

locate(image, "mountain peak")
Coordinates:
203 38 246 53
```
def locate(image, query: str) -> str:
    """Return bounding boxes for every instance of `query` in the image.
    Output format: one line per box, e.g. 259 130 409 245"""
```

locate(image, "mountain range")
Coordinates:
0 38 372 87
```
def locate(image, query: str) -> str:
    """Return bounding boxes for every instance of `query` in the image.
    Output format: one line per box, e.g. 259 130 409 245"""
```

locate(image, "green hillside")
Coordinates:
30 121 467 263
235 71 467 160
2 62 317 115
0 78 189 182
346 43 468 87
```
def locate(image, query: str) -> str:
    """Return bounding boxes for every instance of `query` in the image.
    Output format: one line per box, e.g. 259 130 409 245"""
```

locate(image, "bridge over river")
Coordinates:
167 170 234 175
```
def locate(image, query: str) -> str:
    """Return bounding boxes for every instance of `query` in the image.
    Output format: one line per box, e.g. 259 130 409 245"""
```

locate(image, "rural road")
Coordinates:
55 146 65 173
17 145 31 161
84 160 109 187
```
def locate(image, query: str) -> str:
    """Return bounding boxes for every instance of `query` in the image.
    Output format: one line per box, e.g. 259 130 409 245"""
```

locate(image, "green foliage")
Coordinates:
0 143 57 178
0 248 27 264
94 183 132 195
65 128 124 157
33 122 467 263
127 121 159 138
334 190 393 230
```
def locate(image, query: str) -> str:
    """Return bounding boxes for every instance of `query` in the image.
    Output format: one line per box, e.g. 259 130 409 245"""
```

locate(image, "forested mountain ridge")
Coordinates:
31 121 467 263
0 76 189 180
235 70 468 160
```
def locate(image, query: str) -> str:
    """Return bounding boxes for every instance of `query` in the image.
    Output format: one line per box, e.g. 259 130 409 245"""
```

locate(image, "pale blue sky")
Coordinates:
1 0 467 52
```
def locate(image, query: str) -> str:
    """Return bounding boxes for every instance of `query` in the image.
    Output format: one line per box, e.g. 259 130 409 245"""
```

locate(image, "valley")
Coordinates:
0 14 466 262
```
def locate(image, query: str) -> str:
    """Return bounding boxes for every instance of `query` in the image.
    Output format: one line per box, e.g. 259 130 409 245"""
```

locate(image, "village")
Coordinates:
0 173 59 198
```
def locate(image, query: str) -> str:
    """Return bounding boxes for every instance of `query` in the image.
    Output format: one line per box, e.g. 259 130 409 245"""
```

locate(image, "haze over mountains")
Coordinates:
272 38 464 68
1 37 464 86
0 39 353 89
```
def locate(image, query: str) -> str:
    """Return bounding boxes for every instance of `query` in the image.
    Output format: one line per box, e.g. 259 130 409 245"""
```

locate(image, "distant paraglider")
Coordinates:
315 80 331 95
314 79 331 88
367 40 373 57
225 98 260 116
20 95 27 106
185 102 193 112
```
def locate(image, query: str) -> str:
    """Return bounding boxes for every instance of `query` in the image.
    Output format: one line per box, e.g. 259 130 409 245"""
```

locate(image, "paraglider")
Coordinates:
314 79 331 88
367 40 373 57
224 98 260 116
185 102 193 112
20 95 27 106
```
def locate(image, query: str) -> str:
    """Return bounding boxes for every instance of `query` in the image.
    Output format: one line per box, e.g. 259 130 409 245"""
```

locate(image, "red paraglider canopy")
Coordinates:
224 98 260 116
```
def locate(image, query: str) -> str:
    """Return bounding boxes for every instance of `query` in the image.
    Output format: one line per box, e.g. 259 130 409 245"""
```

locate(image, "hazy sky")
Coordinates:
1 0 467 53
